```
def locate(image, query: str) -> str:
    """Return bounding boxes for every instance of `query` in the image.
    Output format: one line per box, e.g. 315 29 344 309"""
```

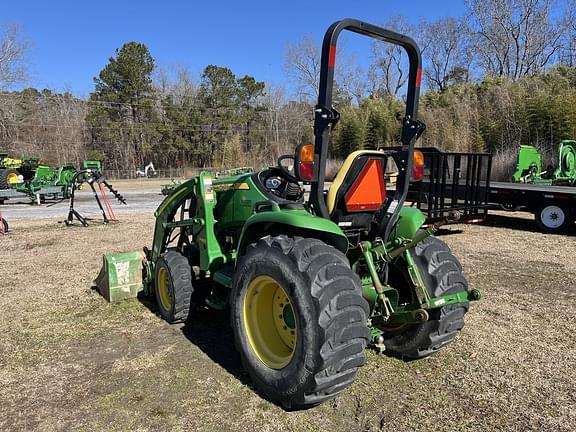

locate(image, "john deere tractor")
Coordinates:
97 19 479 409
0 152 29 188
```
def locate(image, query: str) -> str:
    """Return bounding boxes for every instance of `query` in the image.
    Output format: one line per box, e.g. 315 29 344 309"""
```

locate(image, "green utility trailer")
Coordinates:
96 19 479 409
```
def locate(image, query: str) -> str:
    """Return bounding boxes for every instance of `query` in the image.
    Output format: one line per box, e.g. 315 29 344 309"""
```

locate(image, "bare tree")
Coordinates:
466 0 563 80
558 0 576 66
155 66 197 103
421 17 473 91
369 17 415 98
0 23 29 89
284 36 363 103
337 56 367 104
284 35 322 102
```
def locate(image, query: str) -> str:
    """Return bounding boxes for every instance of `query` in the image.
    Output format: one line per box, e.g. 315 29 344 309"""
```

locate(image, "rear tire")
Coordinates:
535 203 573 233
1 218 7 233
383 236 469 360
0 169 19 189
231 235 370 409
154 249 194 323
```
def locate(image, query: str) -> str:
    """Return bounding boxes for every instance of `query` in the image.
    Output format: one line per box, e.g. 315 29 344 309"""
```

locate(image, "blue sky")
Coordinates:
1 1 466 97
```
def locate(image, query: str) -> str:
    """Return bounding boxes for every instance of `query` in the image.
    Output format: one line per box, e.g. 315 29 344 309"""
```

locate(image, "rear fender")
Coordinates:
237 208 348 257
392 206 426 240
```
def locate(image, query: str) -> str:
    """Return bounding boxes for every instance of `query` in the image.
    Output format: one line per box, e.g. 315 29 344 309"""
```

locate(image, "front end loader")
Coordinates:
96 19 480 409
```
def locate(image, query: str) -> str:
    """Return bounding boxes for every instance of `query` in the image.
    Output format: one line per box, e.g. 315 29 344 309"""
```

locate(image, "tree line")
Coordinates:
0 0 575 178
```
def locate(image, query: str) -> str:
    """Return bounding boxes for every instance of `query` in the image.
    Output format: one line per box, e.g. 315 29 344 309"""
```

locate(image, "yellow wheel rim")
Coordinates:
243 276 297 369
157 267 172 312
6 172 18 184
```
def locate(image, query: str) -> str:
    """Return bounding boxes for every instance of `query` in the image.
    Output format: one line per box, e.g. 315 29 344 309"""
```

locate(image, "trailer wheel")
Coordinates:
535 204 573 233
383 236 469 360
154 249 194 323
231 235 370 409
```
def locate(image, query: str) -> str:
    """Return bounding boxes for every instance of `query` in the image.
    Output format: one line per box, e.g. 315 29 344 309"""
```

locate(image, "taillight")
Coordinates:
299 161 314 181
296 143 315 181
412 150 424 181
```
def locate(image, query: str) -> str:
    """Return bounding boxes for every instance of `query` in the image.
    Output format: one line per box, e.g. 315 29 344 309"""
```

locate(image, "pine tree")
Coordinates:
336 114 364 158
364 109 387 150
86 42 157 169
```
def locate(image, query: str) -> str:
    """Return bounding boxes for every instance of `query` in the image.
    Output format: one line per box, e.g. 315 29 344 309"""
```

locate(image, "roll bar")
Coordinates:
309 19 425 243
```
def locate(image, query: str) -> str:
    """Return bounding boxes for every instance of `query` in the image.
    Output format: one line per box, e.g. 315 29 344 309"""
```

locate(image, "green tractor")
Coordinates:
0 153 38 189
0 152 103 202
512 140 576 185
97 19 479 409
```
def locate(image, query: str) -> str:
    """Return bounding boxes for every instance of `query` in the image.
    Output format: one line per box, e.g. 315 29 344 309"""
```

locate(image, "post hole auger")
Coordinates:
65 169 126 226
95 18 480 410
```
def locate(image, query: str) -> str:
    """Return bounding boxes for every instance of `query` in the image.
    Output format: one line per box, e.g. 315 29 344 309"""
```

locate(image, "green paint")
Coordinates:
238 208 348 254
513 141 576 185
94 251 143 302
512 145 542 183
394 207 426 240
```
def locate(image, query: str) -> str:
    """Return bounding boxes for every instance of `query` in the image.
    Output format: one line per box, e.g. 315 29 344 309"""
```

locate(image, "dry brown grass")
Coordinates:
0 212 575 431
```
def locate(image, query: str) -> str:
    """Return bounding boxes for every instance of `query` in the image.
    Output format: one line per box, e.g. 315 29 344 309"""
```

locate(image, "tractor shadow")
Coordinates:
180 307 248 383
137 294 253 386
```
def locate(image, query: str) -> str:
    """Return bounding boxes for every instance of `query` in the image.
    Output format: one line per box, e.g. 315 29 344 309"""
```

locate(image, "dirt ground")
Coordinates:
0 211 575 432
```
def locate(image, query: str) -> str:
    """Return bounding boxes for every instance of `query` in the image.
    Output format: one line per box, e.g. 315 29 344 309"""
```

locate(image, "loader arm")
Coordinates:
150 172 224 271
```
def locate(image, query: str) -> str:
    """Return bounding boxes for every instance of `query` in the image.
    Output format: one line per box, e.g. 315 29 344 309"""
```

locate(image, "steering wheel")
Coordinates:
260 166 303 201
277 155 299 182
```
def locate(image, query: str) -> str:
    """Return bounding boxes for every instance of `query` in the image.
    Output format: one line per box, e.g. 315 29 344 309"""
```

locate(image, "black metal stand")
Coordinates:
64 169 126 226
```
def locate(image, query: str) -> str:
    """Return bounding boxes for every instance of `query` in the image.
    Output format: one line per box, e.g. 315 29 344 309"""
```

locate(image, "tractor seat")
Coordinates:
326 150 390 230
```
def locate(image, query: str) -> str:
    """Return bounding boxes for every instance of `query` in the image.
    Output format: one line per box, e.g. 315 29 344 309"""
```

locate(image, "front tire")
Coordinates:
383 236 469 360
154 249 194 323
231 235 370 409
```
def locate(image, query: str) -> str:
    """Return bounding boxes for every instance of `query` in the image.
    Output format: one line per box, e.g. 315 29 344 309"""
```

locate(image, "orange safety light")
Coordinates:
344 159 387 212
412 150 425 181
299 143 315 162
295 143 315 181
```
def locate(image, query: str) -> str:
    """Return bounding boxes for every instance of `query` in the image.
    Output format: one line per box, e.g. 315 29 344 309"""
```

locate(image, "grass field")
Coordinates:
0 211 575 431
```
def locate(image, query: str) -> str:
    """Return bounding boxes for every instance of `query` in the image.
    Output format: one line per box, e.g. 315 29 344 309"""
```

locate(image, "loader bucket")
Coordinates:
94 251 144 302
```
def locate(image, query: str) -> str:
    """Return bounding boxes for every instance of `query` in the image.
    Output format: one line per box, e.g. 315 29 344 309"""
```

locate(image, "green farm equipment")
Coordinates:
96 19 479 409
160 179 181 196
81 159 103 171
512 140 576 186
0 152 104 203
161 168 255 195
0 154 38 189
14 164 77 200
